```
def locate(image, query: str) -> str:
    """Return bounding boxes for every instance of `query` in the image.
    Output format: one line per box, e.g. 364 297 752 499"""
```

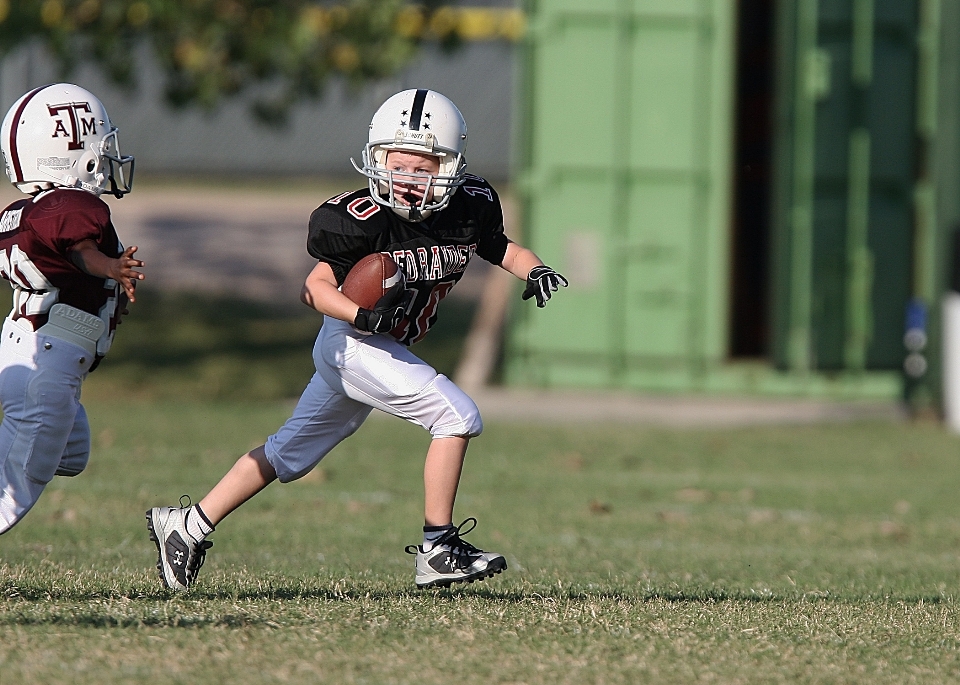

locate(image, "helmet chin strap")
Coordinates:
71 179 106 196
402 191 425 220
389 202 433 222
395 187 435 222
16 179 96 195
16 182 54 195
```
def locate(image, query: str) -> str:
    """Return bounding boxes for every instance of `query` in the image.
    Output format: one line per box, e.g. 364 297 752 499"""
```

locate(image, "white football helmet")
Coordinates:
352 89 467 221
0 83 134 197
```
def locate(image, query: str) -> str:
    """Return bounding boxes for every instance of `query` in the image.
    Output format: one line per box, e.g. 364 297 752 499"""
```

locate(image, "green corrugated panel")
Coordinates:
923 0 960 409
771 0 918 375
509 0 736 389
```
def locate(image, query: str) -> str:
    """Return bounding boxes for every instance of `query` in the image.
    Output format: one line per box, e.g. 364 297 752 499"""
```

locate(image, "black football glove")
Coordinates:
353 289 411 334
354 304 405 334
522 265 568 308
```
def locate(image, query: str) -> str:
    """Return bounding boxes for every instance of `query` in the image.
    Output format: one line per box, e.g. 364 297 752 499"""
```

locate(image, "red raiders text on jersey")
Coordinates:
0 188 126 360
308 174 509 346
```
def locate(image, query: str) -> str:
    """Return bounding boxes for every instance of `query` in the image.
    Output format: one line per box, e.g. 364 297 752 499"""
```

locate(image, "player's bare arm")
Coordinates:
499 240 543 280
300 260 360 322
70 241 145 302
499 240 569 308
301 259 407 335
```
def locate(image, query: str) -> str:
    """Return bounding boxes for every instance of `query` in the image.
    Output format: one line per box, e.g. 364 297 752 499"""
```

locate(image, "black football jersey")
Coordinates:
308 174 509 346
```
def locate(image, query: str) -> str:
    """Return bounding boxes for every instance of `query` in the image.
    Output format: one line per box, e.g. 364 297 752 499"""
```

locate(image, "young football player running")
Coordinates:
0 83 141 534
147 89 566 590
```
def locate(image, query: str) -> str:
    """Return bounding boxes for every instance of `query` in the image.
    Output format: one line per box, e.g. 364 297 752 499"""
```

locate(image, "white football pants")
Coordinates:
265 317 483 482
0 317 94 534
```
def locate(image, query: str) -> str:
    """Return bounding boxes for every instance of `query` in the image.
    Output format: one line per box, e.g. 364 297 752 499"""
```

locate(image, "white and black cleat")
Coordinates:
146 497 213 592
405 518 507 589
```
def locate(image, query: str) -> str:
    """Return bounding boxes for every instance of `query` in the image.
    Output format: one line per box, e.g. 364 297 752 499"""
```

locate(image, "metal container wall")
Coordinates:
506 0 952 400
771 0 918 375
508 0 737 390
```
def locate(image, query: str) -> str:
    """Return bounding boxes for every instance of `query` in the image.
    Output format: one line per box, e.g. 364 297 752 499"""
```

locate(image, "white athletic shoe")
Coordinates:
405 518 507 588
146 499 213 591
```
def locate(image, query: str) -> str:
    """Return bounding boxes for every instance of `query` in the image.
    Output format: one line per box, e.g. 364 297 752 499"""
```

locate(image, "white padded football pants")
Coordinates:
0 317 94 535
264 317 483 483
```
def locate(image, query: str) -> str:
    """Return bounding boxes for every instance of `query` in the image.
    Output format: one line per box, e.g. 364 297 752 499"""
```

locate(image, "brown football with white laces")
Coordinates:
342 253 404 309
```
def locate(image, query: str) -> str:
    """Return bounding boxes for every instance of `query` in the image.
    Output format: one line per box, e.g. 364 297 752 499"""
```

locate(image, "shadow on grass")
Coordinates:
0 580 948 630
0 611 276 629
463 586 949 604
84 289 478 401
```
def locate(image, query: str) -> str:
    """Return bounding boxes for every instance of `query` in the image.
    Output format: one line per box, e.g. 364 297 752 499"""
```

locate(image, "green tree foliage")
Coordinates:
0 1 525 123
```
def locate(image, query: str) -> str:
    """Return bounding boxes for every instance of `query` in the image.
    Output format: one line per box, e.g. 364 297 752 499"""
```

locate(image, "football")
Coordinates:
342 253 405 310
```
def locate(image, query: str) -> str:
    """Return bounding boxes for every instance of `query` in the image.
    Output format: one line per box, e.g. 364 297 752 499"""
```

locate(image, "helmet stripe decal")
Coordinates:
409 89 428 131
8 85 49 184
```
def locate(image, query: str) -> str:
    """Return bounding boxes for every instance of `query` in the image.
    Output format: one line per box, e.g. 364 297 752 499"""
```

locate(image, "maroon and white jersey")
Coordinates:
0 188 125 359
308 174 510 346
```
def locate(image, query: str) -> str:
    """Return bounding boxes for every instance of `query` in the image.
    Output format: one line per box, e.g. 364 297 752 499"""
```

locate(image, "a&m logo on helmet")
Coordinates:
48 101 99 150
0 83 135 197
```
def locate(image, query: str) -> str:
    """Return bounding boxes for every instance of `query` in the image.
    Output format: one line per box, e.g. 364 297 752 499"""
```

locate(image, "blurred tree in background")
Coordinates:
0 0 525 124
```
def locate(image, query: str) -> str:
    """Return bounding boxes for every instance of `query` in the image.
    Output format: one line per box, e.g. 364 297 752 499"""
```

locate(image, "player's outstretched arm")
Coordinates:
69 241 145 302
499 241 568 307
499 240 542 280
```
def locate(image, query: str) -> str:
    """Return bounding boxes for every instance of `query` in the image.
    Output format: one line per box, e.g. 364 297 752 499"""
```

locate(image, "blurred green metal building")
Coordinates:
507 0 960 403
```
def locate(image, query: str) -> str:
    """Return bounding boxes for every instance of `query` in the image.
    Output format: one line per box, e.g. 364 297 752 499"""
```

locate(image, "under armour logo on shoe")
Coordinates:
428 549 480 575
164 531 190 587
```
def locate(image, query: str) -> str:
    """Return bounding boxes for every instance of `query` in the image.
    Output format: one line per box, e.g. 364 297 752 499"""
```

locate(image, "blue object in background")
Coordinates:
905 298 928 339
903 298 928 378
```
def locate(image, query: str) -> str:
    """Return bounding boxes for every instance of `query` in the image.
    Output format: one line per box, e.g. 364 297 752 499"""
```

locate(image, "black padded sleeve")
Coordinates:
473 185 509 266
307 205 376 285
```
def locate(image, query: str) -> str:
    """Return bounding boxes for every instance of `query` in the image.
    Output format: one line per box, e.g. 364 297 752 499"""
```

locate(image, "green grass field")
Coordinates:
2 397 960 683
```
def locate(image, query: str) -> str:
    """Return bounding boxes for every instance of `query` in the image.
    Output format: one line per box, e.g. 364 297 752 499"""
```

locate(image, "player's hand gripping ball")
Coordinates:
522 265 568 308
344 253 409 334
